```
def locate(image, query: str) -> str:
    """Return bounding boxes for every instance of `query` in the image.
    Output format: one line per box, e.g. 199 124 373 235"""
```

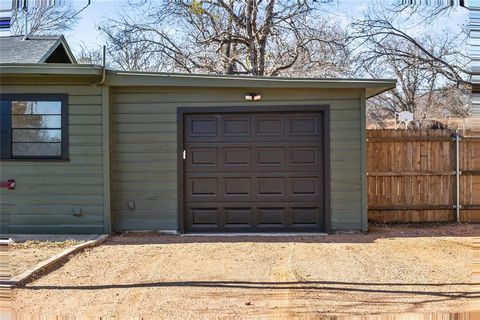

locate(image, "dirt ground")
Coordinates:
12 224 479 318
9 240 81 277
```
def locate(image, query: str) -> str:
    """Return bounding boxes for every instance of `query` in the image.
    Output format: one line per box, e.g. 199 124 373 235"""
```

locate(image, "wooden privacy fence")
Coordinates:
367 129 480 223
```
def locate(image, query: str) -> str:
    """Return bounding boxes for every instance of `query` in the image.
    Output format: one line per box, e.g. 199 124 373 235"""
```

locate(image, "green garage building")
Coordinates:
0 63 395 234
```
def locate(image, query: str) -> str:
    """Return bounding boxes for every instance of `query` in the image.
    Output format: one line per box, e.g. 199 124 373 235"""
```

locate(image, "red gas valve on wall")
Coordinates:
0 179 16 190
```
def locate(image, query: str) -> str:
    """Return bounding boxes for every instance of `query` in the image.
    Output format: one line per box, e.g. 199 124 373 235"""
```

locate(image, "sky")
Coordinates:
0 0 469 55
66 0 468 54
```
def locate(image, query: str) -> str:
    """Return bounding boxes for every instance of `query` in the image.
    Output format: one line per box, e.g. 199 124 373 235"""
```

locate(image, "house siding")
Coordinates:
0 84 105 234
111 86 364 232
470 6 480 129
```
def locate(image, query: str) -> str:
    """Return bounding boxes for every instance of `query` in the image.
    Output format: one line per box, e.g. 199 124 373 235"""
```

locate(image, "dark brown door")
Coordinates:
183 110 327 232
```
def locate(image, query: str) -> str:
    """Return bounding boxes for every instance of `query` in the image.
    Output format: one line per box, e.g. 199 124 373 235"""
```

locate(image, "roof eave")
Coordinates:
0 65 397 94
366 85 396 99
105 70 396 92
0 63 102 76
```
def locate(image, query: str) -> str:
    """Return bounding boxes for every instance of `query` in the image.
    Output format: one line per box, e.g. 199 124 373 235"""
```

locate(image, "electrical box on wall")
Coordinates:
73 207 83 217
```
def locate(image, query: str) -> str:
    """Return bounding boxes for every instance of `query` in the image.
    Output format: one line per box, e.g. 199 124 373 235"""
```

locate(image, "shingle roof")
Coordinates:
0 35 76 64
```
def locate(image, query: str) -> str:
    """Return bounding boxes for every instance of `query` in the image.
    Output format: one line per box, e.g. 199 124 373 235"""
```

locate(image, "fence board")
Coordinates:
367 129 480 223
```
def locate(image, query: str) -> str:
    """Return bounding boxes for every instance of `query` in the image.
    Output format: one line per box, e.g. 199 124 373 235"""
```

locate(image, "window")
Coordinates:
1 94 68 160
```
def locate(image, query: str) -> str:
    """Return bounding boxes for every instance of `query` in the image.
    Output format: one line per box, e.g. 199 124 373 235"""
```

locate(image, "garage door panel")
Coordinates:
291 207 319 224
185 113 323 142
186 141 321 148
186 203 325 232
187 146 322 172
291 177 318 195
184 111 326 232
258 207 285 224
256 147 285 166
190 208 219 225
188 135 320 143
187 174 322 202
223 117 251 136
224 177 252 196
290 147 319 166
188 178 218 197
255 116 285 136
257 177 286 196
223 147 251 166
187 166 321 173
289 116 319 136
225 207 253 225
189 147 218 167
188 116 218 137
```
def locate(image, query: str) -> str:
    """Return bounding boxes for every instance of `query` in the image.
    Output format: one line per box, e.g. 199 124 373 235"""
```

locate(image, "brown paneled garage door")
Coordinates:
181 107 329 233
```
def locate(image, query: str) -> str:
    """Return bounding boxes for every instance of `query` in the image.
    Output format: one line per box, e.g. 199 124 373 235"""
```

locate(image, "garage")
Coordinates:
180 106 329 233
0 65 396 234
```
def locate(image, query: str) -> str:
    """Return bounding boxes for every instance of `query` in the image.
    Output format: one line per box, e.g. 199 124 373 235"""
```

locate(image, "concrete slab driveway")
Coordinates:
12 224 477 318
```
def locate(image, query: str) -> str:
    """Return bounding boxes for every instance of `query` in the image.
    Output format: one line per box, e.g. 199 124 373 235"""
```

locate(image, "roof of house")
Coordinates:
0 35 76 64
0 64 396 98
107 70 396 98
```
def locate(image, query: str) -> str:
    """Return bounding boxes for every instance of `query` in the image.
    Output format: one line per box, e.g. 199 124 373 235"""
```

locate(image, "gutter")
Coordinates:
0 64 103 76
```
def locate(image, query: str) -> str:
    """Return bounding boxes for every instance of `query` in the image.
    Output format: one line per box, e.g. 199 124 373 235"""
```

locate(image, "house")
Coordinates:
0 63 395 234
469 5 480 130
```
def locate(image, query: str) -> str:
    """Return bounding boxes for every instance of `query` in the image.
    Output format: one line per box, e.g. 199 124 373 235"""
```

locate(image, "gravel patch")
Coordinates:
9 240 82 277
12 224 478 318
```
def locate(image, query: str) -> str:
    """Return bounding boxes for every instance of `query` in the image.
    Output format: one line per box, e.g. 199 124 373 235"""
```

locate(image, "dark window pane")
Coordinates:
12 143 61 157
12 129 61 142
12 101 61 115
12 115 61 128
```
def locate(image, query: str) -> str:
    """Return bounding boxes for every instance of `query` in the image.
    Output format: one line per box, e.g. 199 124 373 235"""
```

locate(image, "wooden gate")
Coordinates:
367 129 480 223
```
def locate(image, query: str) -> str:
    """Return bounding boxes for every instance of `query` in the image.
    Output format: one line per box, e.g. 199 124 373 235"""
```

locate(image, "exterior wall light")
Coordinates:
245 93 261 101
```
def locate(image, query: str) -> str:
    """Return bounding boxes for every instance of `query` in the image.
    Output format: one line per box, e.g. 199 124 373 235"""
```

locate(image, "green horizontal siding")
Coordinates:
70 106 103 115
0 164 103 174
8 225 104 234
115 143 177 153
112 87 364 232
112 99 361 114
0 85 105 234
112 89 361 104
0 83 365 234
4 204 103 215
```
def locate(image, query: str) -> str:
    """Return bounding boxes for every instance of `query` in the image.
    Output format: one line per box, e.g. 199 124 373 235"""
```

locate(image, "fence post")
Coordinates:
455 132 461 223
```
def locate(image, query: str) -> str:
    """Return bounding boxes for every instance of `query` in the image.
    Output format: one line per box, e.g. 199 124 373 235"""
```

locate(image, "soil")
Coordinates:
11 224 479 318
9 240 81 277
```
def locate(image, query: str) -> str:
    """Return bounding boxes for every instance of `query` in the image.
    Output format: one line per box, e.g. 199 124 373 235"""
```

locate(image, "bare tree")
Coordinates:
10 4 82 36
77 29 170 72
76 43 103 65
350 3 470 86
359 35 470 128
98 0 350 75
389 0 467 23
351 1 470 128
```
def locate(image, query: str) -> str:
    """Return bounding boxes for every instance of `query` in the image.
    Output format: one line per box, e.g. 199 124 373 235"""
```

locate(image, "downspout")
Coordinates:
91 45 106 86
91 44 111 233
